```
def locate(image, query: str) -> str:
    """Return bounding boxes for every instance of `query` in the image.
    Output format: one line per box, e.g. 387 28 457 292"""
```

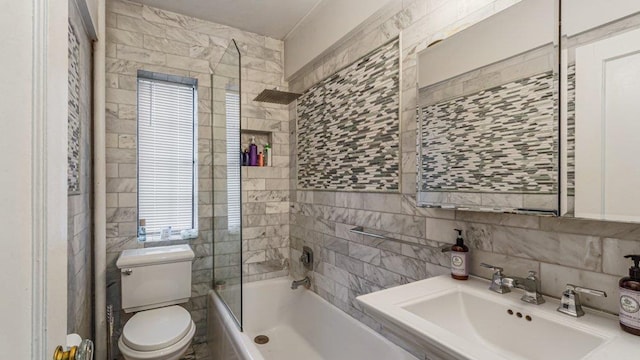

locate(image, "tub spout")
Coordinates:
291 277 311 290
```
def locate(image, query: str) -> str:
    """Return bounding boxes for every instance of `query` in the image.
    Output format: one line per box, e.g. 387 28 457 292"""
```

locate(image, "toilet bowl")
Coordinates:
118 305 195 360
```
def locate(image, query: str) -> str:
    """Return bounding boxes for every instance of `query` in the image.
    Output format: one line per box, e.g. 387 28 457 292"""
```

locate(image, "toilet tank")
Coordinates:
116 245 195 313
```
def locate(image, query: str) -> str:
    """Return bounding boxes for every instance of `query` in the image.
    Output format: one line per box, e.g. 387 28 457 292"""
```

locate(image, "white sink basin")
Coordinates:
357 275 640 360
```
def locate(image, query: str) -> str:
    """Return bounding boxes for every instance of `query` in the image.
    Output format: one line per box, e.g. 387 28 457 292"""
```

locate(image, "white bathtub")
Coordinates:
208 277 417 360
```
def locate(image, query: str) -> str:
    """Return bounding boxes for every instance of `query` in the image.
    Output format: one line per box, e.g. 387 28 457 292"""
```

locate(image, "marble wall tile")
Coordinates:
323 234 349 255
602 238 640 277
363 193 402 214
348 274 383 298
363 263 411 288
456 211 539 229
323 262 350 287
469 249 540 280
492 227 602 271
349 242 381 265
117 14 166 37
540 217 640 241
380 213 425 238
335 253 365 277
107 28 143 47
380 250 427 279
143 35 190 56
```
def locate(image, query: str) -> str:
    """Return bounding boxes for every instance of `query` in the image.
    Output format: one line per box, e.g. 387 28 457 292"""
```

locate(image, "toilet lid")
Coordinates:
122 306 192 352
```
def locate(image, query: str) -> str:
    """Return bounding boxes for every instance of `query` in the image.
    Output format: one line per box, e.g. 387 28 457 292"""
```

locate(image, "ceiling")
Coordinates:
130 0 322 39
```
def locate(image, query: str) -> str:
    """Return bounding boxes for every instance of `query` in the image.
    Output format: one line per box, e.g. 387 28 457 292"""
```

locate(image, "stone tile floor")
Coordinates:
181 343 210 360
117 342 210 360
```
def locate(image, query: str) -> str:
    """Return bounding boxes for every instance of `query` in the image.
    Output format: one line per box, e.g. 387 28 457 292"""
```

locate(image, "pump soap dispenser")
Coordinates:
451 229 469 280
620 254 640 336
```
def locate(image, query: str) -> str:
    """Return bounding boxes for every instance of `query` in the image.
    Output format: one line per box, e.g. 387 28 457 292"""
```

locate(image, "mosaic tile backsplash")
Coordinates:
419 71 558 194
297 39 400 191
68 22 81 194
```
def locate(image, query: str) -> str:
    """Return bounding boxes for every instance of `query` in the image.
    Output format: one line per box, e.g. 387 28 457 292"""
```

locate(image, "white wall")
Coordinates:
418 0 555 88
284 0 397 79
563 0 640 36
0 0 69 357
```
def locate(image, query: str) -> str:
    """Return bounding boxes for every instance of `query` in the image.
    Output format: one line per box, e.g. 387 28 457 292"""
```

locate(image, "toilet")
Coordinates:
116 245 196 360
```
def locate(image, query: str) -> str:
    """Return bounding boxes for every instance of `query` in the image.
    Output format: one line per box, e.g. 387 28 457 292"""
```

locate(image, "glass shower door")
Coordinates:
212 40 242 328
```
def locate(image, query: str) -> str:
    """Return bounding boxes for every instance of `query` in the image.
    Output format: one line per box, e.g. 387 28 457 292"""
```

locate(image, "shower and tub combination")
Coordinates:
207 40 416 360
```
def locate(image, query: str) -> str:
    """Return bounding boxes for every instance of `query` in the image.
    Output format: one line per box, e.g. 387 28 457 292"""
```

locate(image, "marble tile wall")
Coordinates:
104 0 289 351
288 0 640 357
67 0 93 340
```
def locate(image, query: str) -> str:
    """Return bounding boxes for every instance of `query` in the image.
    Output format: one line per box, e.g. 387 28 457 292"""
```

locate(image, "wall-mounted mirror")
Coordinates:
560 0 640 223
416 0 559 215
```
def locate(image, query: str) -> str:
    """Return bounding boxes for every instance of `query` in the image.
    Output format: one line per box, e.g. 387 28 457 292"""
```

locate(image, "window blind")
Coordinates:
226 91 241 233
138 77 196 236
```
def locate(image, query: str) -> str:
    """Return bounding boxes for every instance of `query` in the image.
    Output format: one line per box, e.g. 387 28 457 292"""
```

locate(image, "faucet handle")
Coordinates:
566 284 607 297
480 263 504 274
481 263 510 294
557 283 607 317
527 270 537 278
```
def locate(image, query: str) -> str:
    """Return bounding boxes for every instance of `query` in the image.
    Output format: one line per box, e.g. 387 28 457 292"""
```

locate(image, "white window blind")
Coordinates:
138 76 197 236
226 91 241 233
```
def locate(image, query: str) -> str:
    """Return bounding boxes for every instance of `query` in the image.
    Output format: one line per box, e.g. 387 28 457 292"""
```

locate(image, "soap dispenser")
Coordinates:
619 254 640 336
451 229 469 280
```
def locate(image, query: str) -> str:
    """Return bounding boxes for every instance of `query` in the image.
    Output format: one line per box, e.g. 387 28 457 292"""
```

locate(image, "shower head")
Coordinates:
253 89 301 105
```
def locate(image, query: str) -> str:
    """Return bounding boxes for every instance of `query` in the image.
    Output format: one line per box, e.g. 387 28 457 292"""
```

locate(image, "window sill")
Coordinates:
139 230 198 243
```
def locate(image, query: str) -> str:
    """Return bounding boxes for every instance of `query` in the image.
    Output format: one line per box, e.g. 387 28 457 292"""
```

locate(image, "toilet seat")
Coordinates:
118 322 195 360
122 306 192 351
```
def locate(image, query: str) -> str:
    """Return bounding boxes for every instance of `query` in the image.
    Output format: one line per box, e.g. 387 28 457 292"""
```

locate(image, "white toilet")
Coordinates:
116 245 196 360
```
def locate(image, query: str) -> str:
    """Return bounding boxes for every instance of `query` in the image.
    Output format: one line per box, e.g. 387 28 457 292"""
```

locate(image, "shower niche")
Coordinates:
240 130 272 167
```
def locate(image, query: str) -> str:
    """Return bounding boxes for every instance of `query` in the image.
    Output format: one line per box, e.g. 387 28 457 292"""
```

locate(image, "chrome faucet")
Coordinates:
557 283 607 317
291 276 311 290
481 263 545 305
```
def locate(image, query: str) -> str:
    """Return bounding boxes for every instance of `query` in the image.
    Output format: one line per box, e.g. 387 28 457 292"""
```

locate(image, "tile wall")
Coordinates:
297 38 400 191
67 0 94 340
287 0 640 357
420 71 557 194
104 0 289 353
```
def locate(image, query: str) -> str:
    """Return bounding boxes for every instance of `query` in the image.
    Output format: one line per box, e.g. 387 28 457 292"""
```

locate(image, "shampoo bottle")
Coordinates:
249 136 258 166
265 143 272 166
242 149 249 166
137 219 146 242
451 229 469 280
619 254 640 336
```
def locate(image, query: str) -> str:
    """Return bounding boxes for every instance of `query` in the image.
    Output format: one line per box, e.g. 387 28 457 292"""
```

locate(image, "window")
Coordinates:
225 90 241 233
137 71 197 240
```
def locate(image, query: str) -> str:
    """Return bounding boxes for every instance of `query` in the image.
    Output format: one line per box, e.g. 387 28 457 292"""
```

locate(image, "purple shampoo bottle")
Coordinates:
249 136 258 166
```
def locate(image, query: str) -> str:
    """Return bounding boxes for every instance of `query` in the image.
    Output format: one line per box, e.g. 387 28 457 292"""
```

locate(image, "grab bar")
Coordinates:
349 226 452 252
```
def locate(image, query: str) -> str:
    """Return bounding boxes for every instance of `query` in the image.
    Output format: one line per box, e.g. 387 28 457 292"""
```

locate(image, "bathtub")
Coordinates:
208 277 417 360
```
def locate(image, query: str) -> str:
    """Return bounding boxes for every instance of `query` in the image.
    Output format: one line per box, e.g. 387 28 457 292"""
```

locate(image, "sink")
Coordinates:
357 275 638 360
402 289 603 359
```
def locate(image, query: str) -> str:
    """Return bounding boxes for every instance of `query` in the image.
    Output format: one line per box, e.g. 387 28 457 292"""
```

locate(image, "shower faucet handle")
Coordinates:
300 246 313 270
